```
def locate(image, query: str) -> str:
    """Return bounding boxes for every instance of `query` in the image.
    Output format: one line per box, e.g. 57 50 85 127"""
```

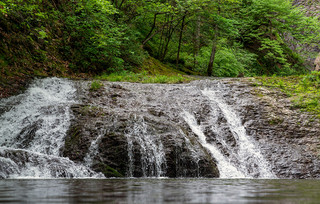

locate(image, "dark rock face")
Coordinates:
63 82 220 178
62 79 320 179
64 104 219 178
225 78 320 179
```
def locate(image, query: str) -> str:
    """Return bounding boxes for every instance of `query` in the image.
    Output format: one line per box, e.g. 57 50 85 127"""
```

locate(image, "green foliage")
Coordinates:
0 0 147 79
256 72 320 118
90 80 103 91
97 71 192 84
238 0 320 75
192 41 257 77
1 0 320 83
62 0 143 73
0 1 6 14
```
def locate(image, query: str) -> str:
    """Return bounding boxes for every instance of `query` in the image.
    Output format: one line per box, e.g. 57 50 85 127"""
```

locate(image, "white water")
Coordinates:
0 78 276 179
0 78 75 155
125 115 167 177
183 111 245 178
84 128 105 167
202 87 275 178
0 78 102 178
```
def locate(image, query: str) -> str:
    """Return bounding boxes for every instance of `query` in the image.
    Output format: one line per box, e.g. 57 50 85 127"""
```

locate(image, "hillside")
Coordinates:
1 0 320 98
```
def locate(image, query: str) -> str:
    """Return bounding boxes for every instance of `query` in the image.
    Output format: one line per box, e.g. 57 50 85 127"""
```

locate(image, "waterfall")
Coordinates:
0 78 76 154
0 78 277 179
0 78 103 179
181 81 275 179
125 115 167 177
201 86 275 178
183 111 245 178
84 128 105 167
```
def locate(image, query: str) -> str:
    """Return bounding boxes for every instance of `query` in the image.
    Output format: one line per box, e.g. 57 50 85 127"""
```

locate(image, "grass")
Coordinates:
96 71 193 84
255 71 320 118
90 80 103 91
96 57 194 84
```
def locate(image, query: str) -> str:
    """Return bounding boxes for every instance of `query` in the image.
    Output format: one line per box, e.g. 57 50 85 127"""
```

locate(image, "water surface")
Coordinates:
0 178 319 203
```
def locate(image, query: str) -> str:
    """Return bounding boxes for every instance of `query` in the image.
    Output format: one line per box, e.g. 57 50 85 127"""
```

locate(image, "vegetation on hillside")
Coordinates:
254 71 320 118
0 0 319 121
0 0 320 99
96 71 192 84
1 0 320 78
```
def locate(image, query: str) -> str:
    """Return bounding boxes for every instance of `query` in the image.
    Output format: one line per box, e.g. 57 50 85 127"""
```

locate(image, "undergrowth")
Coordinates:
90 80 103 91
255 71 320 118
96 71 193 84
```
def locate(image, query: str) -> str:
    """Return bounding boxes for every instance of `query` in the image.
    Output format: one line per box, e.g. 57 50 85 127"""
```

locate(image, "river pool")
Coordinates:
0 178 319 203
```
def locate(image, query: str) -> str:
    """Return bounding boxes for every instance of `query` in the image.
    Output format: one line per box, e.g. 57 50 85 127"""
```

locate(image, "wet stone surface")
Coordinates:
226 78 320 178
64 79 320 179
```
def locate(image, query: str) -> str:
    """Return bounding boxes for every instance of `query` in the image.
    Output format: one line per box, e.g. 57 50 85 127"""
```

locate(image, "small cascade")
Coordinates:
125 128 134 177
0 78 75 155
183 111 245 178
84 127 106 167
0 78 103 179
199 83 275 178
125 116 167 177
181 130 201 177
0 78 279 179
0 148 99 179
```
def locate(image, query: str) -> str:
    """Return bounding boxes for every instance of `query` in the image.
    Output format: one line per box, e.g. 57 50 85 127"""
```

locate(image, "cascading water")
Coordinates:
202 85 275 178
182 80 275 178
84 128 106 167
182 111 245 178
125 115 167 177
0 77 277 179
0 78 102 178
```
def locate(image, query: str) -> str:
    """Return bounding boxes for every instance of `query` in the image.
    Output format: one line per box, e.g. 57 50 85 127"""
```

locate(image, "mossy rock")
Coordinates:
98 163 124 178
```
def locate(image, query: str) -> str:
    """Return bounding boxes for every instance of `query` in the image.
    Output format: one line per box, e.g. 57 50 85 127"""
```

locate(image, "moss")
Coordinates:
64 126 81 151
80 105 104 117
251 89 265 98
138 57 186 76
96 71 193 84
90 80 103 91
268 117 284 125
95 57 195 84
100 163 124 177
255 72 320 119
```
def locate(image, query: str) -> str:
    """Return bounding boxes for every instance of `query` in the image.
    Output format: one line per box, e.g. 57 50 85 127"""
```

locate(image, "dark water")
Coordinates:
0 179 320 204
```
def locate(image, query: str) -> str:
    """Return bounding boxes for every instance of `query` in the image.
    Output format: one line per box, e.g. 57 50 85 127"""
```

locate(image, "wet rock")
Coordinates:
231 79 320 178
16 120 42 149
0 148 97 178
63 79 320 179
63 81 220 178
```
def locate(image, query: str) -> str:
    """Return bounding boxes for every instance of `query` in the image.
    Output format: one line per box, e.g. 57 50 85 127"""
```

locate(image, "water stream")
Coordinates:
202 87 274 178
0 77 277 179
0 78 102 178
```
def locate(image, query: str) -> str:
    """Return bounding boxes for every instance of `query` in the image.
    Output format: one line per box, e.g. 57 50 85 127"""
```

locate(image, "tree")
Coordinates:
239 0 320 74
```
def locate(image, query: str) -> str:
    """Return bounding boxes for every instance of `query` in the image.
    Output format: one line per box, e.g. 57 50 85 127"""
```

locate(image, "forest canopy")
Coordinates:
0 0 320 78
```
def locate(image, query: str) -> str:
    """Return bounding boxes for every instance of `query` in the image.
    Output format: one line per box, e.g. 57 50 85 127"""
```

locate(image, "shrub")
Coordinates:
90 80 103 91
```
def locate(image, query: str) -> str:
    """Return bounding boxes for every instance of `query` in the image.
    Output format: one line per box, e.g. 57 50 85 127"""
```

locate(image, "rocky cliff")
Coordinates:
62 79 320 179
293 0 320 69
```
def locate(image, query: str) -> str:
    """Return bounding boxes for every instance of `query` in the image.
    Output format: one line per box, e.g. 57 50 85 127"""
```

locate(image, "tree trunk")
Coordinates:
176 15 186 68
207 24 218 76
161 17 179 60
119 0 126 9
142 16 184 46
207 0 220 76
143 13 158 46
193 15 201 69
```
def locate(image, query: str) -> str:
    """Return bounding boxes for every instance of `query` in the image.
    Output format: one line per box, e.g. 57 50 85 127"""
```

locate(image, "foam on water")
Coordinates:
0 78 103 178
